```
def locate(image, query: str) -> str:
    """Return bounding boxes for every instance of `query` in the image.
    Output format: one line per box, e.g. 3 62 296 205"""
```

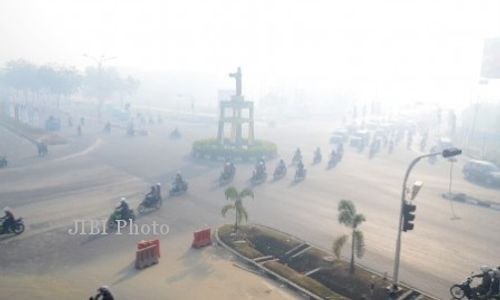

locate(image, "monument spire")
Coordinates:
229 67 242 97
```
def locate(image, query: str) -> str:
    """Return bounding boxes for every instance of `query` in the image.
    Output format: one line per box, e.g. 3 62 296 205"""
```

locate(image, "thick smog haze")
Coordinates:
1 2 500 300
1 0 500 108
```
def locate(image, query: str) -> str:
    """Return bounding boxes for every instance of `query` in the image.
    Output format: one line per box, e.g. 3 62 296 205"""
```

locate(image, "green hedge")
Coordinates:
192 138 277 160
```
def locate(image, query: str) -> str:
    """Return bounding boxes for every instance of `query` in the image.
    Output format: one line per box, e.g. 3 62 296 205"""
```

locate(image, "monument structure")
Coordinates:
216 67 255 146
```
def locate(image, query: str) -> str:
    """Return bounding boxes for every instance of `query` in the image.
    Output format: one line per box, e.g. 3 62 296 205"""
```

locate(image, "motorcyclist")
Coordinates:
276 159 286 173
145 185 156 203
1 207 15 233
173 172 185 191
223 162 235 178
329 149 337 162
37 142 47 156
255 158 266 175
472 266 493 296
171 127 180 137
93 285 114 300
489 268 500 297
296 160 305 176
116 198 130 220
293 148 302 162
155 182 162 200
336 143 344 158
314 147 321 162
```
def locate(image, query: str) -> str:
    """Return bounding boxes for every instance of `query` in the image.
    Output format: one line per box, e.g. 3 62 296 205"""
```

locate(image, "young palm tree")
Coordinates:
332 199 366 274
221 186 254 232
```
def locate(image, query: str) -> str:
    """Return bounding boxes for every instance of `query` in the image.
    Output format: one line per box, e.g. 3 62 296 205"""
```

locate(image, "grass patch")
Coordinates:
219 224 415 300
264 260 346 300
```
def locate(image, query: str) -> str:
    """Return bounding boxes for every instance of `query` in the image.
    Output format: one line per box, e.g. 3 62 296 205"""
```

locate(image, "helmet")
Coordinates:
3 207 11 213
120 197 127 204
480 265 491 273
156 182 161 186
98 285 109 292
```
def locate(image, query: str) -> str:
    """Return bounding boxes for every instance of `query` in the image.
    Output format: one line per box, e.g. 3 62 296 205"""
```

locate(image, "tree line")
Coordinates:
0 59 139 110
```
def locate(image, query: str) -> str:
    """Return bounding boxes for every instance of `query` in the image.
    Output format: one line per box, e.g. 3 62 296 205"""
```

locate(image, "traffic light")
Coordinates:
403 202 416 232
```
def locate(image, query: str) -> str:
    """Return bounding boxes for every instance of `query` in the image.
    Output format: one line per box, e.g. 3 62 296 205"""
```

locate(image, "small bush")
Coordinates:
192 138 277 160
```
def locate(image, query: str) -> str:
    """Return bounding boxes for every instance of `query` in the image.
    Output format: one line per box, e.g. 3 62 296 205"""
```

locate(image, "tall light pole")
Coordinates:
82 54 117 71
447 157 460 220
391 148 462 294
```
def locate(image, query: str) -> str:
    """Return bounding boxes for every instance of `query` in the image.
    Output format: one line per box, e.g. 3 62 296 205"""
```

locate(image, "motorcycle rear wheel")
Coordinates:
450 285 465 299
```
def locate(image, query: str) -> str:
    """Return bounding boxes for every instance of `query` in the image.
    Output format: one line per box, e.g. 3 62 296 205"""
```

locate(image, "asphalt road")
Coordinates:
0 111 499 300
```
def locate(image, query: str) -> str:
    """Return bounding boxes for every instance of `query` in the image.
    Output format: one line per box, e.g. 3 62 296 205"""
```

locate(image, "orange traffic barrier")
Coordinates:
135 240 160 270
138 239 161 258
192 228 212 248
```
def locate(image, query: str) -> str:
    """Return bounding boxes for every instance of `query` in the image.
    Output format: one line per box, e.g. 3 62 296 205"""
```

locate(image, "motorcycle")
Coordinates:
294 168 307 181
291 153 302 165
103 123 111 133
0 218 25 235
169 181 188 196
251 170 267 185
450 275 500 300
328 155 339 169
218 168 235 186
273 166 287 180
37 143 48 157
170 129 181 140
0 156 7 168
127 127 135 136
313 153 322 164
107 209 135 230
138 195 162 214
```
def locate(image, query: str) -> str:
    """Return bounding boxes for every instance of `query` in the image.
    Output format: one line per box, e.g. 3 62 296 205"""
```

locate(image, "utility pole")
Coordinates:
391 148 462 295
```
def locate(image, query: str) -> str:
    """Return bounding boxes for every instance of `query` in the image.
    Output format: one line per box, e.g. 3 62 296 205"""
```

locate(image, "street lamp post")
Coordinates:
391 148 462 293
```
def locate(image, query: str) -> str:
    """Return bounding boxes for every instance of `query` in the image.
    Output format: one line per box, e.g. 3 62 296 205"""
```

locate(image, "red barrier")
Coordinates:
138 239 161 258
135 244 159 269
192 228 212 248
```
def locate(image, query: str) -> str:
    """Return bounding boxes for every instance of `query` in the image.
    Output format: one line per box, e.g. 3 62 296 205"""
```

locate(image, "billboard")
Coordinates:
481 38 500 78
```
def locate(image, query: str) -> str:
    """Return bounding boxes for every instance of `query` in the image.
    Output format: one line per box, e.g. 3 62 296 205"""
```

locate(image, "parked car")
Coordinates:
463 159 500 186
330 129 349 144
436 137 454 151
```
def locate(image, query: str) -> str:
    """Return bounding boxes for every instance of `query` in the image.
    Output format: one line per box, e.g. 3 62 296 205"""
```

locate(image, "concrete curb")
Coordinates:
215 226 328 300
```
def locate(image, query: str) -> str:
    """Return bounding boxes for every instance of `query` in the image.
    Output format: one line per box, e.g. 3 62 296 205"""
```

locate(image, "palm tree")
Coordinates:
332 199 366 274
221 186 254 233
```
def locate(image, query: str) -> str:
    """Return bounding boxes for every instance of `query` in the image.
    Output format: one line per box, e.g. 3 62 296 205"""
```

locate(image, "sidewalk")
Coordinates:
0 234 301 300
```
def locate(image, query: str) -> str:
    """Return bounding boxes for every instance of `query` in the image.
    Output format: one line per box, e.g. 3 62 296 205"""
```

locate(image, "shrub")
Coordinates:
192 138 277 160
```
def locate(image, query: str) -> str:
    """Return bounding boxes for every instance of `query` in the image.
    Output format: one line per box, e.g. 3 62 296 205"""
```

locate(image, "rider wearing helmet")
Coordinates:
174 171 185 191
489 268 500 297
146 185 156 200
94 285 114 300
278 159 286 171
117 198 130 220
473 265 493 296
293 148 302 161
1 207 15 233
155 182 162 199
314 147 321 161
297 160 305 175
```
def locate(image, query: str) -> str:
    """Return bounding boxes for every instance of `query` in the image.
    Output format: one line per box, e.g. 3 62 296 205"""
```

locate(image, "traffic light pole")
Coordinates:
392 152 440 292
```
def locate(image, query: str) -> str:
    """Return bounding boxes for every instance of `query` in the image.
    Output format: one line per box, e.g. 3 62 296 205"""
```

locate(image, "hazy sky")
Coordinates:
1 0 500 107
